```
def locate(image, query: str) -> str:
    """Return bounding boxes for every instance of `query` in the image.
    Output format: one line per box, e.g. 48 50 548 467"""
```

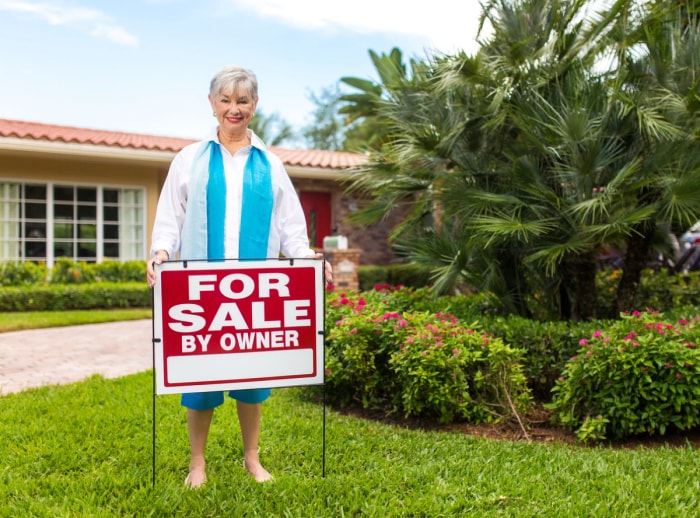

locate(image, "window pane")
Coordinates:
103 189 118 203
54 204 73 220
25 202 46 219
25 241 46 259
25 222 46 239
54 223 73 239
103 242 119 258
54 186 74 201
104 224 119 239
78 223 97 240
77 188 96 202
78 241 96 258
77 205 96 220
54 241 73 258
104 206 118 221
25 185 46 200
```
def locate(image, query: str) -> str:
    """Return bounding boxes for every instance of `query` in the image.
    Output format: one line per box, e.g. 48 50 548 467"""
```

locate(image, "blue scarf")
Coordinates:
181 138 273 261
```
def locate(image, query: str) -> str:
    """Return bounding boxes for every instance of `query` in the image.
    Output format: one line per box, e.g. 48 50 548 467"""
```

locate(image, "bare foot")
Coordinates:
184 461 207 489
243 458 273 483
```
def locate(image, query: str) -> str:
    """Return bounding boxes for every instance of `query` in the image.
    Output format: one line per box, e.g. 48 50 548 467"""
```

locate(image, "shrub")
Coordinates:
596 268 700 317
481 316 607 400
50 258 98 284
91 260 146 283
548 311 700 442
0 261 48 286
0 283 150 311
358 264 433 291
322 286 532 424
0 259 148 285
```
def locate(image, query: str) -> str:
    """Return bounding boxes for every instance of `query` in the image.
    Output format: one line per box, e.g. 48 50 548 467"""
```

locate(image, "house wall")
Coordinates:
1 151 401 265
0 153 166 260
293 177 402 265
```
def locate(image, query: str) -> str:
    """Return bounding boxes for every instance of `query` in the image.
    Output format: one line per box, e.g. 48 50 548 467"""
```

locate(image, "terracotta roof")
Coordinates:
0 118 367 170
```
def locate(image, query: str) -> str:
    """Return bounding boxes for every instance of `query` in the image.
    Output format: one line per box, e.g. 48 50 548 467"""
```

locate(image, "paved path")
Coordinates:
0 320 153 395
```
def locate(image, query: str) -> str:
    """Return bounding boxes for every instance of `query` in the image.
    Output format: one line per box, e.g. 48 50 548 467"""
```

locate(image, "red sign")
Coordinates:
152 259 324 394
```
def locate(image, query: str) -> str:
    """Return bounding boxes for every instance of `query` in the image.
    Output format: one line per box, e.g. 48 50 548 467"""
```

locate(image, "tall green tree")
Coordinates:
302 84 347 151
248 109 296 147
342 0 700 321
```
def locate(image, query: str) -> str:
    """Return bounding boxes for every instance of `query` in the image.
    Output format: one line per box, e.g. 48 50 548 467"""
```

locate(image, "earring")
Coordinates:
212 112 216 116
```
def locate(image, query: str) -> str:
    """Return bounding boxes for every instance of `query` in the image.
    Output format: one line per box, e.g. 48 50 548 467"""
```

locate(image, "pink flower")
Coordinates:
676 373 683 379
592 331 602 338
452 348 460 357
351 328 358 334
397 319 408 328
579 339 588 346
664 362 673 368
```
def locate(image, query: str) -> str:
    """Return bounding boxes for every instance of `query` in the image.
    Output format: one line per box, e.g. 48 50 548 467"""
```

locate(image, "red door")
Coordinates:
299 191 332 249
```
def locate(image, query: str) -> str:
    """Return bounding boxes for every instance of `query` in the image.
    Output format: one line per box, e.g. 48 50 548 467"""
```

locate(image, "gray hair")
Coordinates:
209 66 258 100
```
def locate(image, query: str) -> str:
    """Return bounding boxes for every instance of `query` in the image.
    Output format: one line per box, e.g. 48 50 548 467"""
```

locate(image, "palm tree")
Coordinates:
342 0 700 320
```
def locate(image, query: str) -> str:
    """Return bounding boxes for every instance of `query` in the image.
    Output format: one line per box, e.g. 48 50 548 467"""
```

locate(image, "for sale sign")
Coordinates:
152 259 324 395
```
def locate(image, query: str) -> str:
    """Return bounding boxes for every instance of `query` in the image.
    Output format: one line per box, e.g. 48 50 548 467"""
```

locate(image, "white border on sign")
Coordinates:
152 258 324 395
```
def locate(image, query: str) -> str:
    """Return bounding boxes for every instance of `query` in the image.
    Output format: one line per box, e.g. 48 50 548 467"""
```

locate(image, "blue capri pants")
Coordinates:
181 388 271 410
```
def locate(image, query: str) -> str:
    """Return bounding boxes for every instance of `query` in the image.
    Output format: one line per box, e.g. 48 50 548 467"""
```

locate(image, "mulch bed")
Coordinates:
333 403 700 449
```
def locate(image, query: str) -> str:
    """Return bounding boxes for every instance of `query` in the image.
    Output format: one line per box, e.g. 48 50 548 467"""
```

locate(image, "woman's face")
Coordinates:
209 87 258 135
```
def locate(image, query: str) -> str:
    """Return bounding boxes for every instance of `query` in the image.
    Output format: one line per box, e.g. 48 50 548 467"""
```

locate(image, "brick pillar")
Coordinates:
324 248 361 291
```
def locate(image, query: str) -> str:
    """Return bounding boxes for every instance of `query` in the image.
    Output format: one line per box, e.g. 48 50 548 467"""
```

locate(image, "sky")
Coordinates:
0 0 488 143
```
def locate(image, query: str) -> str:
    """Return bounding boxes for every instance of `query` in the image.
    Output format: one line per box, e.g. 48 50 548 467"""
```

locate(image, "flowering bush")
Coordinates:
323 286 531 424
548 311 700 442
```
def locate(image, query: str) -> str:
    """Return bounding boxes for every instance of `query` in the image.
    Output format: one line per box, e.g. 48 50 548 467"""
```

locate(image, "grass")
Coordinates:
1 373 699 517
0 308 151 332
2 311 699 516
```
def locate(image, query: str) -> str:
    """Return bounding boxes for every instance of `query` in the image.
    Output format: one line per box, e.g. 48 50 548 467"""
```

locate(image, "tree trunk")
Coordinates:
614 222 656 316
564 251 599 321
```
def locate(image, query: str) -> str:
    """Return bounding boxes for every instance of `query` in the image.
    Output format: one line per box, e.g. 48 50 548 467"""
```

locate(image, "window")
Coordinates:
0 182 145 265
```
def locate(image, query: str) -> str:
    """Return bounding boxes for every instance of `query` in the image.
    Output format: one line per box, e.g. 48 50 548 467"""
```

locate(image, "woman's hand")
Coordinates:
306 252 333 285
146 250 169 288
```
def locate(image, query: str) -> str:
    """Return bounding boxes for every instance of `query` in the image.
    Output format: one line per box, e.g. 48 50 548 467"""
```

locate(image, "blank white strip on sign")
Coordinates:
167 349 314 384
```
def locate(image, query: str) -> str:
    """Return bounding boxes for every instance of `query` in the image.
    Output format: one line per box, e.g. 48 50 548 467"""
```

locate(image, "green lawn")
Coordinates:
1 373 698 517
0 308 151 332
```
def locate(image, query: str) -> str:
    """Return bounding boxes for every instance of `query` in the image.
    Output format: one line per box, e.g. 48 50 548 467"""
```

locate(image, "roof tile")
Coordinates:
0 118 367 169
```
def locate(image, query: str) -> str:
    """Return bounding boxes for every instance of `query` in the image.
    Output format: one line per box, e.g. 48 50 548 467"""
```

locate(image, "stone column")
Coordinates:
324 248 361 291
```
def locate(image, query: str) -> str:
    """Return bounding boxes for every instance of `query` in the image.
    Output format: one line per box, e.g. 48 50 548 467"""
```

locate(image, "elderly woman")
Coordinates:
146 65 332 488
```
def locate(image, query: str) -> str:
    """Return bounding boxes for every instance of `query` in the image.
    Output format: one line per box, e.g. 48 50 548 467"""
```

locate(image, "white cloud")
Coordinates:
229 0 486 55
0 0 139 46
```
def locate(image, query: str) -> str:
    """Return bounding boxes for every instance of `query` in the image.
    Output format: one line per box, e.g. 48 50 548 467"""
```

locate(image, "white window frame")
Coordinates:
0 179 147 267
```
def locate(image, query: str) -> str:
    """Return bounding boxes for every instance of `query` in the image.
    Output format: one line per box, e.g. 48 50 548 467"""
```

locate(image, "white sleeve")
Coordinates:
275 166 315 259
150 151 189 259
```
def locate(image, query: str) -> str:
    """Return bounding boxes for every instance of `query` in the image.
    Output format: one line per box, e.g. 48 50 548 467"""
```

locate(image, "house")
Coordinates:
0 118 401 267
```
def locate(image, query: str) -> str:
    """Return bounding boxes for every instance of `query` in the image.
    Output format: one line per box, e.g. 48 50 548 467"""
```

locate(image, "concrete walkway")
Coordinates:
0 320 153 395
